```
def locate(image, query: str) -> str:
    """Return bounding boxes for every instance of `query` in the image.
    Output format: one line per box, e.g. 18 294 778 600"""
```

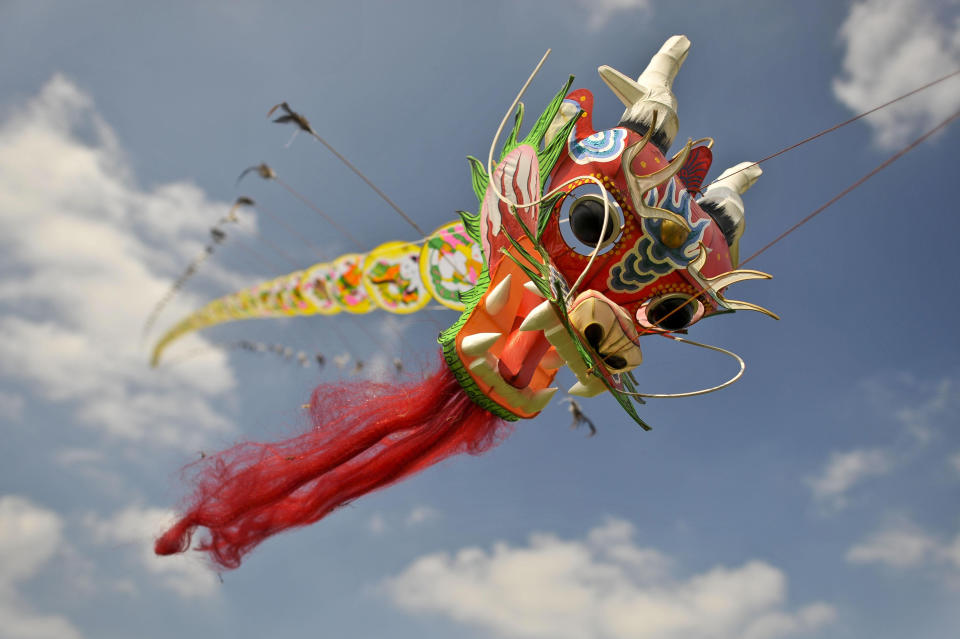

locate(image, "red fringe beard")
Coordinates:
155 353 510 569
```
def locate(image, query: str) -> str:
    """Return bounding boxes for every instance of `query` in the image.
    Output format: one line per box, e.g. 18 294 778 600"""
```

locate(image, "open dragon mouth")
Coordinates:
454 241 643 418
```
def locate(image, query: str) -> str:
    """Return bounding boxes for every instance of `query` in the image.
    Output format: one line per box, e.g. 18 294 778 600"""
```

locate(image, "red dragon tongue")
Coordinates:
454 238 562 419
497 287 553 388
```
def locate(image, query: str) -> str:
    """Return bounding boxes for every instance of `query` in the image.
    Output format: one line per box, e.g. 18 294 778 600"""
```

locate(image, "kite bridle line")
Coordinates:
245 198 331 260
268 102 428 237
642 104 960 336
739 106 960 266
699 68 960 193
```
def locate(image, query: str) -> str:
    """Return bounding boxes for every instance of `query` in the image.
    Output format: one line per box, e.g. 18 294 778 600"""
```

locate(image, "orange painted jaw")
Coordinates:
450 236 652 419
454 239 561 419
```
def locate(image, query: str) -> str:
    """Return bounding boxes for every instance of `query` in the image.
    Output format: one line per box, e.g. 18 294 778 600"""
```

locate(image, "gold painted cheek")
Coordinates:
660 220 688 248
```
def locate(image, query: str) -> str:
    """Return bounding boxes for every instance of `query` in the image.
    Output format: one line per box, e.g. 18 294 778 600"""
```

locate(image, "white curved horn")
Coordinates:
598 34 690 151
699 162 763 266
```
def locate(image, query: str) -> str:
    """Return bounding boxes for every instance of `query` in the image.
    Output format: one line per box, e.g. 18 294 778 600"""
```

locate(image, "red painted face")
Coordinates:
541 89 735 329
448 88 760 422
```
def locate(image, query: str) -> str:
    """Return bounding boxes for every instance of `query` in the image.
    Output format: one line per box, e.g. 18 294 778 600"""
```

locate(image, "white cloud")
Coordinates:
0 495 83 639
368 513 388 535
846 520 939 567
833 0 960 149
859 373 959 444
950 451 960 474
847 517 960 577
892 377 957 444
405 505 440 527
579 0 653 32
810 375 960 512
86 505 219 598
0 496 63 584
806 448 894 510
52 448 128 497
0 74 247 453
383 518 835 639
367 506 440 533
0 391 25 422
943 533 960 571
53 448 106 467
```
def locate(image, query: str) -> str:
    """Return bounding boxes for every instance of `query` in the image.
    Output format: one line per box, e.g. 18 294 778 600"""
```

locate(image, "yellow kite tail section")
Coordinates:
150 221 483 366
150 267 335 366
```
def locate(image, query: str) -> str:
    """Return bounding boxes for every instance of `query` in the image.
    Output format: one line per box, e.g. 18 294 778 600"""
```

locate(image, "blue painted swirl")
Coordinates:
568 128 627 165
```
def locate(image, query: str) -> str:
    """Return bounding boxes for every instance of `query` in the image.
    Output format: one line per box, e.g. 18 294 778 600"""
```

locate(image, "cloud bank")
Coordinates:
0 75 248 455
0 495 83 639
384 518 835 639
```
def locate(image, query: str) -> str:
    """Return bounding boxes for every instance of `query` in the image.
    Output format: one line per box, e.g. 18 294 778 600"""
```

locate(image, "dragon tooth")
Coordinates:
525 387 558 412
523 281 545 298
568 378 607 397
461 332 502 357
484 273 512 316
519 300 560 332
469 356 494 374
568 381 593 397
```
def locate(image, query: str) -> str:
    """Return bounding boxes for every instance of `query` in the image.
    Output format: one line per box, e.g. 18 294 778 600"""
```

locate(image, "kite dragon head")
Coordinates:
441 35 778 427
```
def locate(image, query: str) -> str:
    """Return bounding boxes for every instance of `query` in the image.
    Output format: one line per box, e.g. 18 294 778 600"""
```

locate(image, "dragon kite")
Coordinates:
154 35 777 569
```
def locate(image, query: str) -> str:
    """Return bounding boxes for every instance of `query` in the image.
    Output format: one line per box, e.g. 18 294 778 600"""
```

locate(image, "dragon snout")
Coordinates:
568 291 643 374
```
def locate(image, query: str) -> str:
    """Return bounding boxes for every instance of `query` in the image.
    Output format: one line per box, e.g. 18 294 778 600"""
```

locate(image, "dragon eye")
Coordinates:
638 294 704 331
558 187 624 256
569 195 621 247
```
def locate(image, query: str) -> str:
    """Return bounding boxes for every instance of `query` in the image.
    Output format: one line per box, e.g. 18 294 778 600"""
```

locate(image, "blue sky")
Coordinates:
0 1 958 638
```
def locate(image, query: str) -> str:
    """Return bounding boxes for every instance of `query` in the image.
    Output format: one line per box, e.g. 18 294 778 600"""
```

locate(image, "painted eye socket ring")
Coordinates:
558 187 625 255
636 293 705 332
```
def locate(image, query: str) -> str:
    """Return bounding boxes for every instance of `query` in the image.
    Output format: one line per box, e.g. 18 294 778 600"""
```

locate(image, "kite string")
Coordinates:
250 200 330 260
634 106 960 334
249 230 302 270
272 175 365 250
256 164 470 279
616 103 960 395
701 68 960 190
304 129 426 236
228 236 288 272
740 107 960 266
244 167 453 362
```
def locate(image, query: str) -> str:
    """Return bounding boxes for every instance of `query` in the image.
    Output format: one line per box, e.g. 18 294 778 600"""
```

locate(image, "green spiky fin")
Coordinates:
456 209 482 244
464 75 577 207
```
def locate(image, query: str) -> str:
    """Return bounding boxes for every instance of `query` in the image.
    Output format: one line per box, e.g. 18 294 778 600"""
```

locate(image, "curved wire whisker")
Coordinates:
618 335 745 398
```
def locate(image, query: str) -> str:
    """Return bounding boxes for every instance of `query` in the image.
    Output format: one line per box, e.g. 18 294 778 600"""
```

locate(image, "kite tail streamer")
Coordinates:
155 353 510 569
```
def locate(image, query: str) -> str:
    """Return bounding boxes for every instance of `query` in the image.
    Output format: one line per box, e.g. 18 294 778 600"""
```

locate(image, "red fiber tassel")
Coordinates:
155 353 510 569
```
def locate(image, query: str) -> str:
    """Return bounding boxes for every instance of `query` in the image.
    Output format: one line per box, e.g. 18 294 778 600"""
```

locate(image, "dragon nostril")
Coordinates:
583 323 604 351
603 354 628 370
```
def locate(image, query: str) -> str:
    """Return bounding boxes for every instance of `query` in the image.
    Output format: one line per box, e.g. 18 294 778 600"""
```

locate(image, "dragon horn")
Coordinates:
598 34 690 151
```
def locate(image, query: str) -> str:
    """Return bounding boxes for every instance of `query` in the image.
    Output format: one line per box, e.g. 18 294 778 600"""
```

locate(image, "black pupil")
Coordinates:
570 198 615 246
648 297 695 330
